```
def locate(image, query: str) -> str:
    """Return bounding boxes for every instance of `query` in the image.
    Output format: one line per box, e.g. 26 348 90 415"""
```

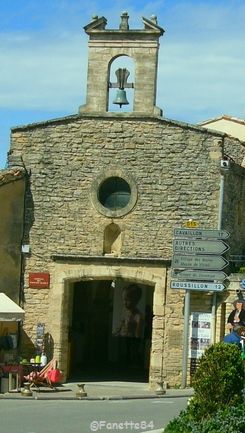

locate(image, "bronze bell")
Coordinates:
113 89 129 108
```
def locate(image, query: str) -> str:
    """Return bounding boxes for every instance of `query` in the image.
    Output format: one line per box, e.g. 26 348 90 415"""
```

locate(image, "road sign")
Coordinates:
170 281 225 291
171 269 227 282
240 279 245 289
173 228 230 240
172 254 229 270
173 239 229 255
184 220 199 228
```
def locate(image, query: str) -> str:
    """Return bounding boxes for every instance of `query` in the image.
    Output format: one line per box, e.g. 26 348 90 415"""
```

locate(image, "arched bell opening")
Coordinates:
107 55 135 112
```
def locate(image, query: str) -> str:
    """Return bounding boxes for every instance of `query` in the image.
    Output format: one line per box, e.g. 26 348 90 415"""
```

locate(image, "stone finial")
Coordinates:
119 11 129 30
150 15 158 25
84 16 107 32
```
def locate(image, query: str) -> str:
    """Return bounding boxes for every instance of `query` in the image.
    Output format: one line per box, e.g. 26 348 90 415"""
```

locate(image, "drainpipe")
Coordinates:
19 157 29 307
158 267 169 393
181 289 190 388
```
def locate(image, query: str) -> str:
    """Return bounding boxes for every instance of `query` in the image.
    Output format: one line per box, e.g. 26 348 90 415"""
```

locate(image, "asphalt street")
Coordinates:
0 397 188 433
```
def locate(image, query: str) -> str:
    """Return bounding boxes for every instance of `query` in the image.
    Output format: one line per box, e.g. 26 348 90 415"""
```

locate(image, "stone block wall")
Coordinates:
223 164 245 255
9 114 245 386
10 115 230 261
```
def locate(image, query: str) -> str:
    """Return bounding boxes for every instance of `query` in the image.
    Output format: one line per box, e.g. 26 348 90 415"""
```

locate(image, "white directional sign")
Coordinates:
172 255 229 270
171 269 227 282
171 227 230 292
171 281 225 292
174 228 230 240
173 239 229 255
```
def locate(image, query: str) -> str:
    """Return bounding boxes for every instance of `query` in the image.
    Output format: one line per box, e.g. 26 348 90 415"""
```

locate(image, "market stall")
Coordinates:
0 292 25 322
0 293 25 392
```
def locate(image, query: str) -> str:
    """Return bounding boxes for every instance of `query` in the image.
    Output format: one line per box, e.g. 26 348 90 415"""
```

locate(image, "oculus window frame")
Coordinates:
91 169 138 218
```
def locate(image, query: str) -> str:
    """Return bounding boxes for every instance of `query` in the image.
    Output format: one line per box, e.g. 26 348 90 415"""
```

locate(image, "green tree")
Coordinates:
190 342 244 419
165 342 245 432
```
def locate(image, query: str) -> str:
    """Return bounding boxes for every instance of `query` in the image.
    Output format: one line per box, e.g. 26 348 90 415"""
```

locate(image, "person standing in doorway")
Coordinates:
227 299 245 330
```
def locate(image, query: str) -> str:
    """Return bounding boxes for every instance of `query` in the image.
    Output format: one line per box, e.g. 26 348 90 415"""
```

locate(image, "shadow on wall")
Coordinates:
20 330 54 362
19 173 35 304
44 333 54 361
20 329 36 360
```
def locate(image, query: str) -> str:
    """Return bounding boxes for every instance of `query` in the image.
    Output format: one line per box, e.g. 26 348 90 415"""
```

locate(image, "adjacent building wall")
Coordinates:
223 164 245 255
200 117 245 141
0 170 25 303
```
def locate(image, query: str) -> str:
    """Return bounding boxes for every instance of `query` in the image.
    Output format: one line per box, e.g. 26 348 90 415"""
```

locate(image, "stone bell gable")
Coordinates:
80 13 164 115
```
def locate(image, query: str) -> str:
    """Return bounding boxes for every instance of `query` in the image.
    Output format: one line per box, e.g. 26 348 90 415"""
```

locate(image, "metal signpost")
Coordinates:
171 226 230 389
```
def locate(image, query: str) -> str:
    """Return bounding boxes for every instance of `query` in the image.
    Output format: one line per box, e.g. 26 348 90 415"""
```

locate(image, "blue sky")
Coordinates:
1 0 245 168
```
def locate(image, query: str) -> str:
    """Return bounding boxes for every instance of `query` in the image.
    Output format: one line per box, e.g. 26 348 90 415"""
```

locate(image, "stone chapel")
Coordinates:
3 13 245 388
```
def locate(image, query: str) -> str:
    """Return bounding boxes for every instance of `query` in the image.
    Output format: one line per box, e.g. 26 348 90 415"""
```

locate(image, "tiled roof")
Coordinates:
199 114 245 127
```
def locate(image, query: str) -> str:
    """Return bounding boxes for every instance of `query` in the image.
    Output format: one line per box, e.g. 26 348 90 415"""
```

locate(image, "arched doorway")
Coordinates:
68 279 154 382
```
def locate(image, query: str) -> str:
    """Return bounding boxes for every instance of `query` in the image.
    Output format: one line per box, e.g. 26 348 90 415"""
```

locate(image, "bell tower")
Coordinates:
79 12 164 116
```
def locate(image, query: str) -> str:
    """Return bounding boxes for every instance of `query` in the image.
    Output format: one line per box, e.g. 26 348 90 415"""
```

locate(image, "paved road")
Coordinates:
0 397 188 433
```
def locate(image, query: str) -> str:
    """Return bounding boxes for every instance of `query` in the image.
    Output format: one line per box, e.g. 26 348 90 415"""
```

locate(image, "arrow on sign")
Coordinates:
171 269 228 282
170 281 225 291
173 239 229 255
172 255 229 270
173 228 230 240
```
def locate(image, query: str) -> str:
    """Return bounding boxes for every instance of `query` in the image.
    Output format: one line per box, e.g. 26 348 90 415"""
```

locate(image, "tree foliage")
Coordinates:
165 342 245 432
191 342 244 417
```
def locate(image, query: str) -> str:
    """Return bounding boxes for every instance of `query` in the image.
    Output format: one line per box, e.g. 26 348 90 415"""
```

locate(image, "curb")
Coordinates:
0 392 193 401
0 385 194 401
0 393 167 401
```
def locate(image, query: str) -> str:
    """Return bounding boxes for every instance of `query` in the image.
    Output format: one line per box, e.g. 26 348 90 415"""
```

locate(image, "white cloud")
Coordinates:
0 1 245 121
156 31 245 122
0 31 87 111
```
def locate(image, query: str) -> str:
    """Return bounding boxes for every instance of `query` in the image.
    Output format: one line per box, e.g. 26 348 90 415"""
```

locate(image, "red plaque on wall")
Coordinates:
29 272 50 289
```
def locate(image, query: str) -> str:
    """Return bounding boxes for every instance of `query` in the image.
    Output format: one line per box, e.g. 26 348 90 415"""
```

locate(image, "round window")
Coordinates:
98 177 131 210
91 170 137 218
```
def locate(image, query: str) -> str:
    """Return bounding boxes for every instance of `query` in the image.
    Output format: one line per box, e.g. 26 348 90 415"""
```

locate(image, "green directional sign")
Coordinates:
173 239 229 255
174 228 230 240
171 269 227 281
172 255 229 270
170 281 225 292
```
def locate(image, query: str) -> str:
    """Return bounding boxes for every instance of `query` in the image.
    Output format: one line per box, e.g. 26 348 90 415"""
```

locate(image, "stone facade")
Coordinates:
9 112 245 387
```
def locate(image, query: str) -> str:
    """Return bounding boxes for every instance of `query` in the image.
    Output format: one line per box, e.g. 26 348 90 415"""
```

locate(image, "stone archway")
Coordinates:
47 260 167 388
